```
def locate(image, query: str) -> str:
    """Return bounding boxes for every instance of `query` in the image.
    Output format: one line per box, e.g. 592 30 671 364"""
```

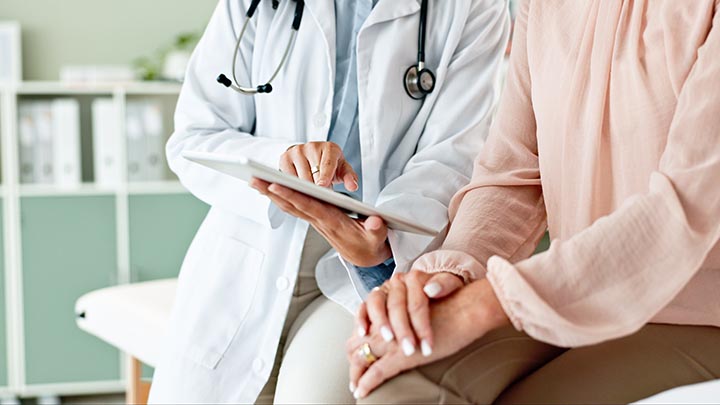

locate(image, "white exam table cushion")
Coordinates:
75 278 176 368
634 379 720 404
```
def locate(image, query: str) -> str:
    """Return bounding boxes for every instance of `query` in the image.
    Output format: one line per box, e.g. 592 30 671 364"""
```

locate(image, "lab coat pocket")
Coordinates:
180 234 265 370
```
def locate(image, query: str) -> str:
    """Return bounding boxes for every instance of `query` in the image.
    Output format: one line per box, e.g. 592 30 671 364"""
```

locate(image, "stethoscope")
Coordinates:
217 0 436 100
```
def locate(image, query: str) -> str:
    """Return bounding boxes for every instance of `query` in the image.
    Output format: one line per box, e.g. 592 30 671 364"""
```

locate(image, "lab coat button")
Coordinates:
275 276 290 291
253 358 265 374
313 112 327 128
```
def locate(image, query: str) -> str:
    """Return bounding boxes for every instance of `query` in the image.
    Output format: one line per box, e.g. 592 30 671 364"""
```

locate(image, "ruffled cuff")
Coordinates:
485 255 525 332
412 250 488 284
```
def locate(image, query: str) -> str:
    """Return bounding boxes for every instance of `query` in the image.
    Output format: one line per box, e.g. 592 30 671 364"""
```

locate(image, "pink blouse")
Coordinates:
414 0 720 347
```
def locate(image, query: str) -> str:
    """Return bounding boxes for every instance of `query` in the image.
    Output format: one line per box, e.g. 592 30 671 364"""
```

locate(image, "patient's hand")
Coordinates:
355 270 464 358
347 279 510 399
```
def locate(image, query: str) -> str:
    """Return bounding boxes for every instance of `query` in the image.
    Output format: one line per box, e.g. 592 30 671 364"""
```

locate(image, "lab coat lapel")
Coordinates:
303 0 336 142
364 0 421 30
356 0 420 201
303 0 335 67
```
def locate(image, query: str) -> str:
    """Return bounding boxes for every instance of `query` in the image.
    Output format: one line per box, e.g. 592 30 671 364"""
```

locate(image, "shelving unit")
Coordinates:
0 82 209 399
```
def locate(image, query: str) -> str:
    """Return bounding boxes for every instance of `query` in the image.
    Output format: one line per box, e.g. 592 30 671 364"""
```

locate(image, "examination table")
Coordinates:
75 279 176 404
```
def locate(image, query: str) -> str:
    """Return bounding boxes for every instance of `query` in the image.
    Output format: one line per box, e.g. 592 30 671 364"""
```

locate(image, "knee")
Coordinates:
357 370 468 405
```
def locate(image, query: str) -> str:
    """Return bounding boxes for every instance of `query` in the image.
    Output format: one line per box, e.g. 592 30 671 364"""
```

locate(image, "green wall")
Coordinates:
0 0 217 81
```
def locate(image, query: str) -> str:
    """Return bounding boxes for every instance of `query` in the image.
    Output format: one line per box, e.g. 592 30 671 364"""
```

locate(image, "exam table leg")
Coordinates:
126 355 151 405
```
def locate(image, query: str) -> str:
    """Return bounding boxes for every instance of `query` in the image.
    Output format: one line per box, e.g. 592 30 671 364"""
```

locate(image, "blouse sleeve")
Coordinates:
484 3 720 347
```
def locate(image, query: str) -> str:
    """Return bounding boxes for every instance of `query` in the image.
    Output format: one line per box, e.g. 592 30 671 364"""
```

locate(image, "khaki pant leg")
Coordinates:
360 326 565 405
256 228 331 404
496 324 720 405
273 296 356 404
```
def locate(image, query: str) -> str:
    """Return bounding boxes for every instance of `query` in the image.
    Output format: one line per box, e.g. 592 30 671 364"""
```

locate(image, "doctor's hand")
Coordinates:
354 271 463 362
281 142 359 190
250 179 392 267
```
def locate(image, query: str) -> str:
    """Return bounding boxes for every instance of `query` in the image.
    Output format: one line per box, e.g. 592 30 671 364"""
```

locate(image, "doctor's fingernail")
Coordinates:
358 326 367 337
380 326 395 342
421 339 433 357
401 338 416 357
349 382 356 393
354 389 364 400
423 282 442 298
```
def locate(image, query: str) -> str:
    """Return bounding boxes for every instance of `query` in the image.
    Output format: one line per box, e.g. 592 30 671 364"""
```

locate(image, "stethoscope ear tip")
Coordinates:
217 74 232 88
257 83 273 93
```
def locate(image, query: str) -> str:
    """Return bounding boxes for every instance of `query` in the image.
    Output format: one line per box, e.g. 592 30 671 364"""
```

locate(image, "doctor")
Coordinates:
149 0 509 403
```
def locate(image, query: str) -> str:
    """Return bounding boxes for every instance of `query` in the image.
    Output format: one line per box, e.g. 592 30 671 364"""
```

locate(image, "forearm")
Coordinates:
463 279 511 338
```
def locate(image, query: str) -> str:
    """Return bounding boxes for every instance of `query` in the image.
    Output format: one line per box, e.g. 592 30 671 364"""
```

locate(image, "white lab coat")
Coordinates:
149 0 509 402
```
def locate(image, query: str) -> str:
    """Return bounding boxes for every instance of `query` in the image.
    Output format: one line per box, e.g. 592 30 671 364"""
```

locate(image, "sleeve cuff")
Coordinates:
412 250 488 284
485 255 525 332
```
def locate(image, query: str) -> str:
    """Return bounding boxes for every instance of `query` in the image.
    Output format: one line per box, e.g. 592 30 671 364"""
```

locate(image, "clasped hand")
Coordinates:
346 272 510 399
250 141 391 267
345 270 464 398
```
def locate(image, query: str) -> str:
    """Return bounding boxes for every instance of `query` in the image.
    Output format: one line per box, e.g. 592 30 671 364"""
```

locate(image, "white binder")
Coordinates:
51 98 81 186
92 98 122 186
126 101 147 182
142 101 165 181
32 102 55 184
18 103 37 184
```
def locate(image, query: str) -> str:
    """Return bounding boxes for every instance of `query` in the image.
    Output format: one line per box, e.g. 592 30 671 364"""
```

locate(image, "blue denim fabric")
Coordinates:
356 257 396 290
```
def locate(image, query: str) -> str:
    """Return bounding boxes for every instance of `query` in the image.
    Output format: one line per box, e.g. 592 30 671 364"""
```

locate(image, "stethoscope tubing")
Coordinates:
220 0 433 99
230 16 298 94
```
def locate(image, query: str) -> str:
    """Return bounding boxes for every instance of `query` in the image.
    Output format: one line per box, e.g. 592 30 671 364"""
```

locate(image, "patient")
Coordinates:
345 1 720 403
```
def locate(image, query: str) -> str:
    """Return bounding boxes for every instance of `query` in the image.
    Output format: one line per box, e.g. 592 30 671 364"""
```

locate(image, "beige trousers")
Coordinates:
257 228 355 404
360 324 720 404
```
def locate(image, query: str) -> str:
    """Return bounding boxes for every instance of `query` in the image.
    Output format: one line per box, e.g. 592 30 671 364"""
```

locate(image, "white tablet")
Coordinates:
182 151 440 236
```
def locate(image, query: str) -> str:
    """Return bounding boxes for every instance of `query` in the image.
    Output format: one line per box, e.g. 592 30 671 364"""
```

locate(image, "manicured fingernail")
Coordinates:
354 390 363 400
401 338 416 357
423 283 442 298
349 382 356 393
421 339 433 357
358 326 367 337
380 326 394 342
423 282 442 298
352 179 359 189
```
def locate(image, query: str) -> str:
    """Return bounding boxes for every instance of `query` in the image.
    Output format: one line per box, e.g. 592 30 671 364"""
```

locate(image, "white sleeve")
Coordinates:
167 0 298 227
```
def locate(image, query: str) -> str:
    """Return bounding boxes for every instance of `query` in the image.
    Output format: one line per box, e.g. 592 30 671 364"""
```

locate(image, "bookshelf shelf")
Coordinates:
13 81 182 96
0 81 209 398
18 184 117 197
127 181 186 195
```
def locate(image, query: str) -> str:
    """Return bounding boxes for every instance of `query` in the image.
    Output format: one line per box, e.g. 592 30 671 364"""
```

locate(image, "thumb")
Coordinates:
422 272 464 299
335 160 359 191
363 216 387 239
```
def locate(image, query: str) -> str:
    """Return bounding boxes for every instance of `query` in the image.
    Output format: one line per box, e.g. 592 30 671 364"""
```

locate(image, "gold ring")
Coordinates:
371 284 390 295
358 342 378 365
311 165 320 175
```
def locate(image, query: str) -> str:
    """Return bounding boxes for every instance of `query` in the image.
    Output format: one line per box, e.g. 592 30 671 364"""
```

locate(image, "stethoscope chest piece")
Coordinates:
404 64 436 100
